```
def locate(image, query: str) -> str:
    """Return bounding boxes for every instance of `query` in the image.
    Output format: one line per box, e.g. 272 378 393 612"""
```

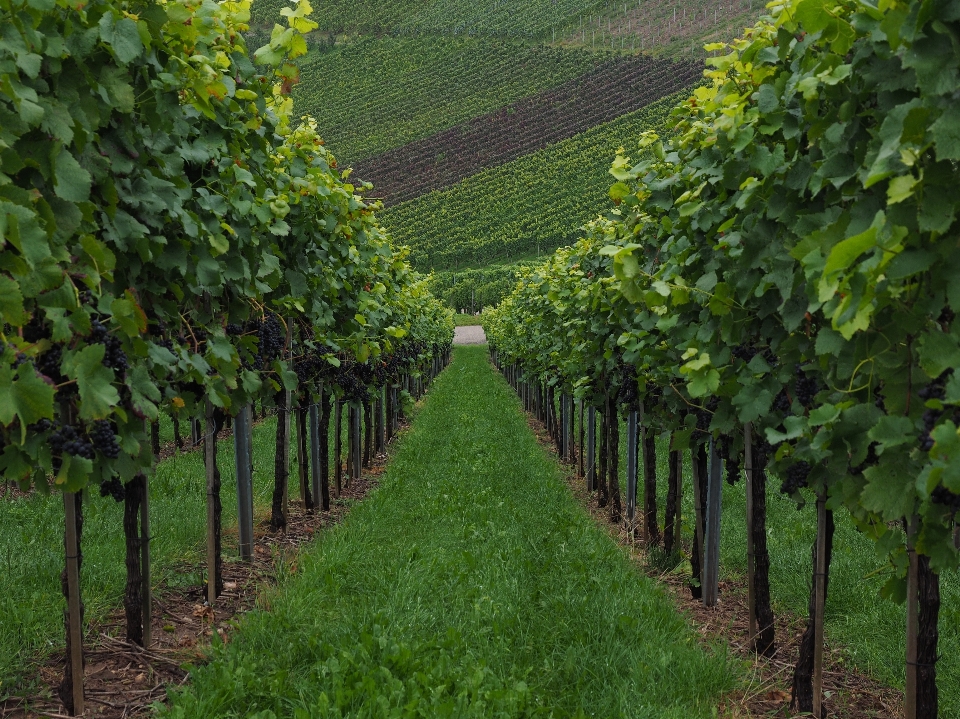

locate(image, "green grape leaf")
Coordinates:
63 345 120 420
0 363 55 437
53 148 91 203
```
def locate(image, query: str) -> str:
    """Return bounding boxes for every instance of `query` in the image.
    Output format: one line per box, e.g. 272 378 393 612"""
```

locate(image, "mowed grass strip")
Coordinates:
163 346 733 718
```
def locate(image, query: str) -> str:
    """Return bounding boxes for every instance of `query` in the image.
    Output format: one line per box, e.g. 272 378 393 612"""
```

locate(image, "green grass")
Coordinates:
162 346 734 718
453 313 481 326
381 90 688 271
553 400 959 714
0 406 363 696
292 37 604 163
0 417 280 695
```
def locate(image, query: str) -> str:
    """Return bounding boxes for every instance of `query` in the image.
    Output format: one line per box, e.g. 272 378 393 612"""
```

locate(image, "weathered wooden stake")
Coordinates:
63 491 84 715
204 399 218 606
905 516 920 719
703 437 723 607
625 409 639 536
234 404 254 561
586 406 596 492
309 399 322 509
813 492 829 717
140 473 151 647
744 422 757 642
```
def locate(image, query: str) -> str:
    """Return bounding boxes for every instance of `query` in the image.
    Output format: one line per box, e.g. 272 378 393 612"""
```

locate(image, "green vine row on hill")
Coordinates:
251 0 609 39
353 54 702 206
381 90 689 271
483 0 959 713
290 36 606 163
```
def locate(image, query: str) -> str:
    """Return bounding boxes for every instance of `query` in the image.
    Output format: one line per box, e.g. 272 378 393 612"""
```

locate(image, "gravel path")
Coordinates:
453 325 487 345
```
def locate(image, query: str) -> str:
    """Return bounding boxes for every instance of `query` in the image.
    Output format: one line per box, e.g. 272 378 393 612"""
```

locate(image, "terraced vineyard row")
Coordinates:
251 0 608 38
354 55 702 206
293 37 605 162
381 91 687 270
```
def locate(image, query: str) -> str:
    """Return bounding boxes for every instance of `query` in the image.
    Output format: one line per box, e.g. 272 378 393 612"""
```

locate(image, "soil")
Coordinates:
521 404 905 719
0 423 399 719
453 325 487 345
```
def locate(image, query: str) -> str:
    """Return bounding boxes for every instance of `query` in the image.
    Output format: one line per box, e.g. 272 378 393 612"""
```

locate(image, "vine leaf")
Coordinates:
63 345 120 420
52 148 91 203
0 364 55 440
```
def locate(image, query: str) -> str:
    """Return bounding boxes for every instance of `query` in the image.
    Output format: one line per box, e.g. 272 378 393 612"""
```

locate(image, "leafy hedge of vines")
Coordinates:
484 0 960 586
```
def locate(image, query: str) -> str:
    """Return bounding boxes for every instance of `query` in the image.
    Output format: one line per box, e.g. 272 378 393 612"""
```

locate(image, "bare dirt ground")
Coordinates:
453 325 486 345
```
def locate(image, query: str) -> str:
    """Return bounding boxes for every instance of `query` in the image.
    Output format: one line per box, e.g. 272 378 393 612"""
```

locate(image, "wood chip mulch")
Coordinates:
521 409 903 719
0 420 404 719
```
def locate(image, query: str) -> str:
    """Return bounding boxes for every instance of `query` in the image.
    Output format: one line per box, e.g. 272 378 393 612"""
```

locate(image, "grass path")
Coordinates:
163 345 734 718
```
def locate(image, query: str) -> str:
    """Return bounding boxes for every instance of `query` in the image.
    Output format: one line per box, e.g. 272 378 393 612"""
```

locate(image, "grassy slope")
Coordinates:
163 346 734 718
293 37 604 163
381 90 689 271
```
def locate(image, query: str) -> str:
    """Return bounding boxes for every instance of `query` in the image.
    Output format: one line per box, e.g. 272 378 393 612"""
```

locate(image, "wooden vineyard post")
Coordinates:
140 472 151 647
204 399 218 605
560 394 567 459
351 404 362 485
63 490 84 716
625 409 639 538
690 444 706 601
578 400 585 479
905 515 920 719
297 400 309 505
234 404 254 561
335 399 343 497
309 399 321 505
673 450 682 552
813 492 829 718
586 406 596 492
744 422 757 642
703 437 723 607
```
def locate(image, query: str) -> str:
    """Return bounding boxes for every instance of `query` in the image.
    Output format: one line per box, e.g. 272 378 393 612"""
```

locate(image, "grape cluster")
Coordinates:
22 316 50 343
618 362 640 410
851 442 879 475
294 353 324 383
226 323 244 336
938 306 955 329
773 389 792 413
254 314 285 369
874 385 886 411
693 396 719 435
336 363 372 403
780 460 811 495
715 435 742 485
761 348 778 366
90 319 129 374
931 486 960 516
36 344 65 383
50 425 95 460
732 344 758 362
794 365 819 408
99 477 125 502
89 420 120 459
